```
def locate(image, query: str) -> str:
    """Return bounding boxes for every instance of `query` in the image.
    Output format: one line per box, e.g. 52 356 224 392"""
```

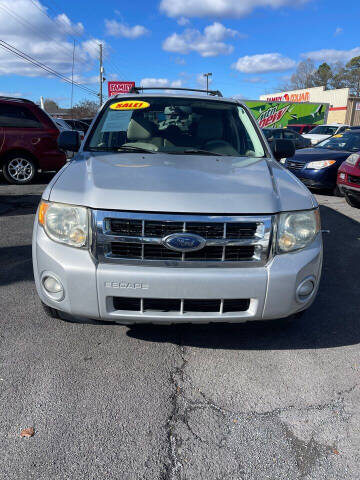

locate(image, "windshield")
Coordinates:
85 97 265 157
309 125 338 135
315 132 360 152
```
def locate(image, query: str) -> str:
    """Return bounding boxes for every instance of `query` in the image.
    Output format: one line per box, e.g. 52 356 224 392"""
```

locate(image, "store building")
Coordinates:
260 86 360 124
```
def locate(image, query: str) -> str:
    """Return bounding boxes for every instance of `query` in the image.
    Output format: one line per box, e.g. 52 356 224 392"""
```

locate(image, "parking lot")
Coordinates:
0 176 359 479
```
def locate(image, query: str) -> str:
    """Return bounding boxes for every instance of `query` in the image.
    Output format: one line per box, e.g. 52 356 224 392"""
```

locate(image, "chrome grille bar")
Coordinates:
92 210 274 268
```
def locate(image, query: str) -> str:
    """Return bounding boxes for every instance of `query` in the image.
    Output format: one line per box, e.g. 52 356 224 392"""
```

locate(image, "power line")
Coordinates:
0 3 77 61
0 40 99 97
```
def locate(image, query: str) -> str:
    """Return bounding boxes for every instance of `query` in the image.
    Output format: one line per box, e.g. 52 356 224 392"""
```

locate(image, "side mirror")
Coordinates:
271 139 295 160
58 130 81 152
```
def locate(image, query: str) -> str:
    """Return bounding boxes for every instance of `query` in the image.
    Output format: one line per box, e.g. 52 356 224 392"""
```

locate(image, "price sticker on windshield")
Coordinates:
110 101 150 111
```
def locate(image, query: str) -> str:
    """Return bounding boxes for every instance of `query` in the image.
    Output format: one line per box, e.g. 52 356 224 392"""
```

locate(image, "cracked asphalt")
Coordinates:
0 175 360 479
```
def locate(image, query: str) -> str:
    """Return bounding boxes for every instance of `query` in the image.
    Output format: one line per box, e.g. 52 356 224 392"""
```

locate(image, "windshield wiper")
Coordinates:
117 145 156 154
86 145 156 154
177 149 229 156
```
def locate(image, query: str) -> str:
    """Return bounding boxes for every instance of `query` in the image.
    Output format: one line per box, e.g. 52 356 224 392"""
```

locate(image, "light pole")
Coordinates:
203 72 212 94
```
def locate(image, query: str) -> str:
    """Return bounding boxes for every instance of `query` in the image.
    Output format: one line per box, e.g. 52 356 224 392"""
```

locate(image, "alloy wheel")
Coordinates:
7 157 34 182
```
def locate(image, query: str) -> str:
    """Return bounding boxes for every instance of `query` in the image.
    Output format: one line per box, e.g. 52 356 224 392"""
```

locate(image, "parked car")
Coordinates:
286 124 315 135
337 147 360 208
79 117 94 127
263 128 311 149
53 117 85 141
33 88 322 325
0 96 66 184
282 129 360 194
65 119 89 134
303 123 349 145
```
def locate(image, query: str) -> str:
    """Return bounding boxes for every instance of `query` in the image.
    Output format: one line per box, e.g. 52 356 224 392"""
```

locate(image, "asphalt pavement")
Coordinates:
0 175 359 480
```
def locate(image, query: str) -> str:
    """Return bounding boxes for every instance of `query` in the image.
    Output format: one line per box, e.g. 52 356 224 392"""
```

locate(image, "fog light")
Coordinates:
296 278 315 302
43 276 62 293
42 274 64 301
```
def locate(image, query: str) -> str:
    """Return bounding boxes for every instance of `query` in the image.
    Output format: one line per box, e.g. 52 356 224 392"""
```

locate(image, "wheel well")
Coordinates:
0 149 38 168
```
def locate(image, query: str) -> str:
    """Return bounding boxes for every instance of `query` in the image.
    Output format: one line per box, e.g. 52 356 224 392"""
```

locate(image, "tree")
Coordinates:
329 62 348 89
345 56 360 95
278 59 317 91
44 98 59 113
71 99 99 118
313 63 332 89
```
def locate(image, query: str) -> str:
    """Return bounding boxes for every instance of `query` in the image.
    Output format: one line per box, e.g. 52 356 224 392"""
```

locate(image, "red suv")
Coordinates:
0 97 66 184
337 151 360 208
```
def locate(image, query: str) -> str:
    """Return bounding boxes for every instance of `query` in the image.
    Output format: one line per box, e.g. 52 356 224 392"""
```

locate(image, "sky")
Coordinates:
0 0 359 107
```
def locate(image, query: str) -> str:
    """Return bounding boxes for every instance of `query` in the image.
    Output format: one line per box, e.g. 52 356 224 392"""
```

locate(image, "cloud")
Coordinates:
0 0 105 79
55 13 84 36
0 91 23 97
140 78 183 88
302 47 360 63
177 17 190 26
174 57 186 65
160 0 310 18
334 27 343 36
163 22 242 57
105 19 149 39
232 53 296 73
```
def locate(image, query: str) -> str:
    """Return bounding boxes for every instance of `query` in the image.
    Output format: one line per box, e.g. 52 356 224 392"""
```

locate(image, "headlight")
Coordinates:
305 160 336 170
346 153 360 166
277 209 320 253
38 201 89 248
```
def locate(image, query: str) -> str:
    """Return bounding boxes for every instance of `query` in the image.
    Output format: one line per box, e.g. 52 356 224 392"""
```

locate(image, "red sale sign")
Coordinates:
108 81 135 96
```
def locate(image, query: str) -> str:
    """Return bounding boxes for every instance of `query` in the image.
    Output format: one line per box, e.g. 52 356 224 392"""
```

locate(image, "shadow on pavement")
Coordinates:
0 194 41 216
127 205 360 350
0 245 33 286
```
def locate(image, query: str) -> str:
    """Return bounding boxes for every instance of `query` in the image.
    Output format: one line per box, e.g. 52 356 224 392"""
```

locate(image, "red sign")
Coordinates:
108 81 135 97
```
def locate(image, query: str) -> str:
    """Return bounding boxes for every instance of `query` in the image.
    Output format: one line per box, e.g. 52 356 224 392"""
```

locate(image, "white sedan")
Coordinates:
303 124 349 145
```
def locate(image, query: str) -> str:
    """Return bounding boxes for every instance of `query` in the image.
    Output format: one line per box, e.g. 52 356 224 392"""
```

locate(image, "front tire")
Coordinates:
3 154 36 184
344 192 360 209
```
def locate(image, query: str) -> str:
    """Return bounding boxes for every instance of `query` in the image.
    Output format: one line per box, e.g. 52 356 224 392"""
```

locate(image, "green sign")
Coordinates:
244 101 329 128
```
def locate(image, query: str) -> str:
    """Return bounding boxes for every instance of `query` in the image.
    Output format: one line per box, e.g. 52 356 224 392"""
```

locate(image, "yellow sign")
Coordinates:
333 134 343 138
110 101 150 111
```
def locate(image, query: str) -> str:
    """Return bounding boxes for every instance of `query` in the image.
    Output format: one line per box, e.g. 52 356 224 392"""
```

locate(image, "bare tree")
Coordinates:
71 99 99 118
44 98 59 113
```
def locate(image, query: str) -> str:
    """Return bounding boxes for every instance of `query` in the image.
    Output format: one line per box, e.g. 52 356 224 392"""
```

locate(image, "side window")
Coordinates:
0 104 42 128
283 131 296 140
272 130 282 139
337 126 346 133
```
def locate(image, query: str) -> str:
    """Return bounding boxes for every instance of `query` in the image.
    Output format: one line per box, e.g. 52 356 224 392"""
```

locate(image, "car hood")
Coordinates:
289 148 351 162
45 152 315 214
303 134 330 141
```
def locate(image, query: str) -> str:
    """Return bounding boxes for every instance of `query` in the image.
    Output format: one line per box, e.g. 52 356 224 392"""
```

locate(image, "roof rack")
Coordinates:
128 86 223 97
0 96 34 104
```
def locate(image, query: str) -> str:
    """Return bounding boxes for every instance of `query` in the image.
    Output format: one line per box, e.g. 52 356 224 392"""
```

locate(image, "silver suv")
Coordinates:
32 88 322 324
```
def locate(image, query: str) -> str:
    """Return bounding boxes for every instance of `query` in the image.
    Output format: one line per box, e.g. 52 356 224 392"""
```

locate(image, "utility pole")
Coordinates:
99 43 103 106
71 40 75 118
203 72 212 94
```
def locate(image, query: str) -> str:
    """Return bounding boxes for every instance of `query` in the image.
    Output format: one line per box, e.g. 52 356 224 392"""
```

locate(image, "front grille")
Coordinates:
94 211 273 267
349 175 360 186
110 242 255 261
113 297 251 313
286 160 306 171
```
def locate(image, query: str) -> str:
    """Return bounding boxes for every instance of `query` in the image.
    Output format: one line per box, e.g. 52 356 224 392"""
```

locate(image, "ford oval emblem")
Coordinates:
162 233 206 252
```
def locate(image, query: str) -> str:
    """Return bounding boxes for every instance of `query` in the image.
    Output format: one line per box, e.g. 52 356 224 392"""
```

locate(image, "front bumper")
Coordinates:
33 222 323 324
288 166 337 190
